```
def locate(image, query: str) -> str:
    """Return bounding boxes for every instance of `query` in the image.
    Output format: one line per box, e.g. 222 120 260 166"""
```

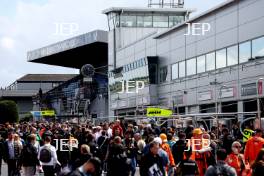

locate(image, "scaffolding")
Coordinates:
148 0 184 8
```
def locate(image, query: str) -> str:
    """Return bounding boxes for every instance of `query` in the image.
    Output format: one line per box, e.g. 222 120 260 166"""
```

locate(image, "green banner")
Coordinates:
147 108 173 117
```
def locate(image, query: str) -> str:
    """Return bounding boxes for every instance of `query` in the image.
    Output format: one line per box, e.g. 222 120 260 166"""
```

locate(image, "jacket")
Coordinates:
140 152 166 176
226 153 251 176
21 143 40 167
161 143 175 167
244 136 264 165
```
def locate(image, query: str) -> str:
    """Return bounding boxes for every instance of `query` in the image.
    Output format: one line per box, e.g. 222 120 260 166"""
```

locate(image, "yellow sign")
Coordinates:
147 108 173 117
41 110 55 116
242 129 254 143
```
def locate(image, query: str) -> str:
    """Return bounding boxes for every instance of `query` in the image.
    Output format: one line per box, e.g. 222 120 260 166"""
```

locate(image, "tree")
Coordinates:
0 100 19 124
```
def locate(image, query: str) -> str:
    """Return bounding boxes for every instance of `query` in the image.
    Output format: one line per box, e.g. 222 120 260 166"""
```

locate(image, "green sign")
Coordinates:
147 108 173 117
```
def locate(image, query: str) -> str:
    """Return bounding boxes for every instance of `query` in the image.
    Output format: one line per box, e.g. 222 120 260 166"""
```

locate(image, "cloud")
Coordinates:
0 37 15 49
0 0 225 87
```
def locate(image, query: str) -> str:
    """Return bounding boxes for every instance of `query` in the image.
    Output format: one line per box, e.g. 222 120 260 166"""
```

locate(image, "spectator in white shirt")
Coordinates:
38 136 60 176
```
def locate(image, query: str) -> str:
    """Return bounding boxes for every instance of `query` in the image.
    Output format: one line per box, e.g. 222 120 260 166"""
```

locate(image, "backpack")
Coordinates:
39 146 52 163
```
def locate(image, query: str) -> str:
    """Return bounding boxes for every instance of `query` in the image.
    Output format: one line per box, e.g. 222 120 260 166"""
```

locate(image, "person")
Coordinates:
189 128 211 176
221 128 234 155
38 136 60 176
172 132 186 165
167 133 175 149
159 133 175 175
97 130 109 162
226 141 251 176
205 149 237 176
134 133 145 166
140 141 166 176
70 157 102 176
112 120 123 137
122 131 137 176
3 132 18 176
13 133 23 175
73 144 92 170
106 136 130 176
126 124 134 137
20 134 40 176
176 149 199 176
244 129 264 165
251 149 264 176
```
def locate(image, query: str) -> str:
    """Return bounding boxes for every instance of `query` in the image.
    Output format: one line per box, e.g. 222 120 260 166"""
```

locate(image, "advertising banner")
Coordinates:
147 108 173 117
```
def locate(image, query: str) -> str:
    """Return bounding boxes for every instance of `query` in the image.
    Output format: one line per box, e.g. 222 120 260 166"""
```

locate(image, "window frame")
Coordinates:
171 63 179 80
153 15 169 28
178 61 186 78
216 48 227 69
206 52 216 71
227 44 238 66
239 40 252 64
252 36 264 58
197 55 206 73
186 58 197 76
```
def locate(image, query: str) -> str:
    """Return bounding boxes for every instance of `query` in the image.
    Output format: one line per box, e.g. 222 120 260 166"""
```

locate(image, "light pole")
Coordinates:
257 78 263 129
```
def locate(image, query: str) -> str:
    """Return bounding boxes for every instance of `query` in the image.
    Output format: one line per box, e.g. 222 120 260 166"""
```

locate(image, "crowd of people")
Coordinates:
0 119 264 176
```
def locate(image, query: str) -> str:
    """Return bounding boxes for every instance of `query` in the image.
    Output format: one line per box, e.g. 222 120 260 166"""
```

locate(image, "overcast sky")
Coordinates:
0 0 226 87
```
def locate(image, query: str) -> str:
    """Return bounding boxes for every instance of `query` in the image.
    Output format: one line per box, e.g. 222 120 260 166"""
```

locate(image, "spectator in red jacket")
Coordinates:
112 120 123 137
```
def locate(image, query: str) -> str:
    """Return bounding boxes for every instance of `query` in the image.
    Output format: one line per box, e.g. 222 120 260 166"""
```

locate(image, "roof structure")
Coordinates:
17 74 77 82
153 0 235 38
27 30 108 69
102 7 195 14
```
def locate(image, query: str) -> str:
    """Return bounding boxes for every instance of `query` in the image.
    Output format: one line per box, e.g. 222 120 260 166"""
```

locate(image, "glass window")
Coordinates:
159 66 168 83
121 15 137 27
134 62 137 69
239 41 251 63
227 45 238 66
153 16 169 28
144 16 153 27
141 58 145 66
252 36 264 58
169 16 184 27
179 61 186 78
216 49 227 69
115 15 120 27
206 52 215 71
137 16 144 27
130 63 133 70
171 63 178 80
197 55 206 73
187 58 196 76
137 60 141 67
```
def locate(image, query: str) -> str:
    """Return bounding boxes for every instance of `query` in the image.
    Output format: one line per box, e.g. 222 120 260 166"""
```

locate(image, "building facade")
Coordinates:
27 30 109 120
0 74 76 118
106 0 264 120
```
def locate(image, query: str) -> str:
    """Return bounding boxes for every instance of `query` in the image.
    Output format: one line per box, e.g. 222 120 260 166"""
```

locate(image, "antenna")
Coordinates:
148 0 184 8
